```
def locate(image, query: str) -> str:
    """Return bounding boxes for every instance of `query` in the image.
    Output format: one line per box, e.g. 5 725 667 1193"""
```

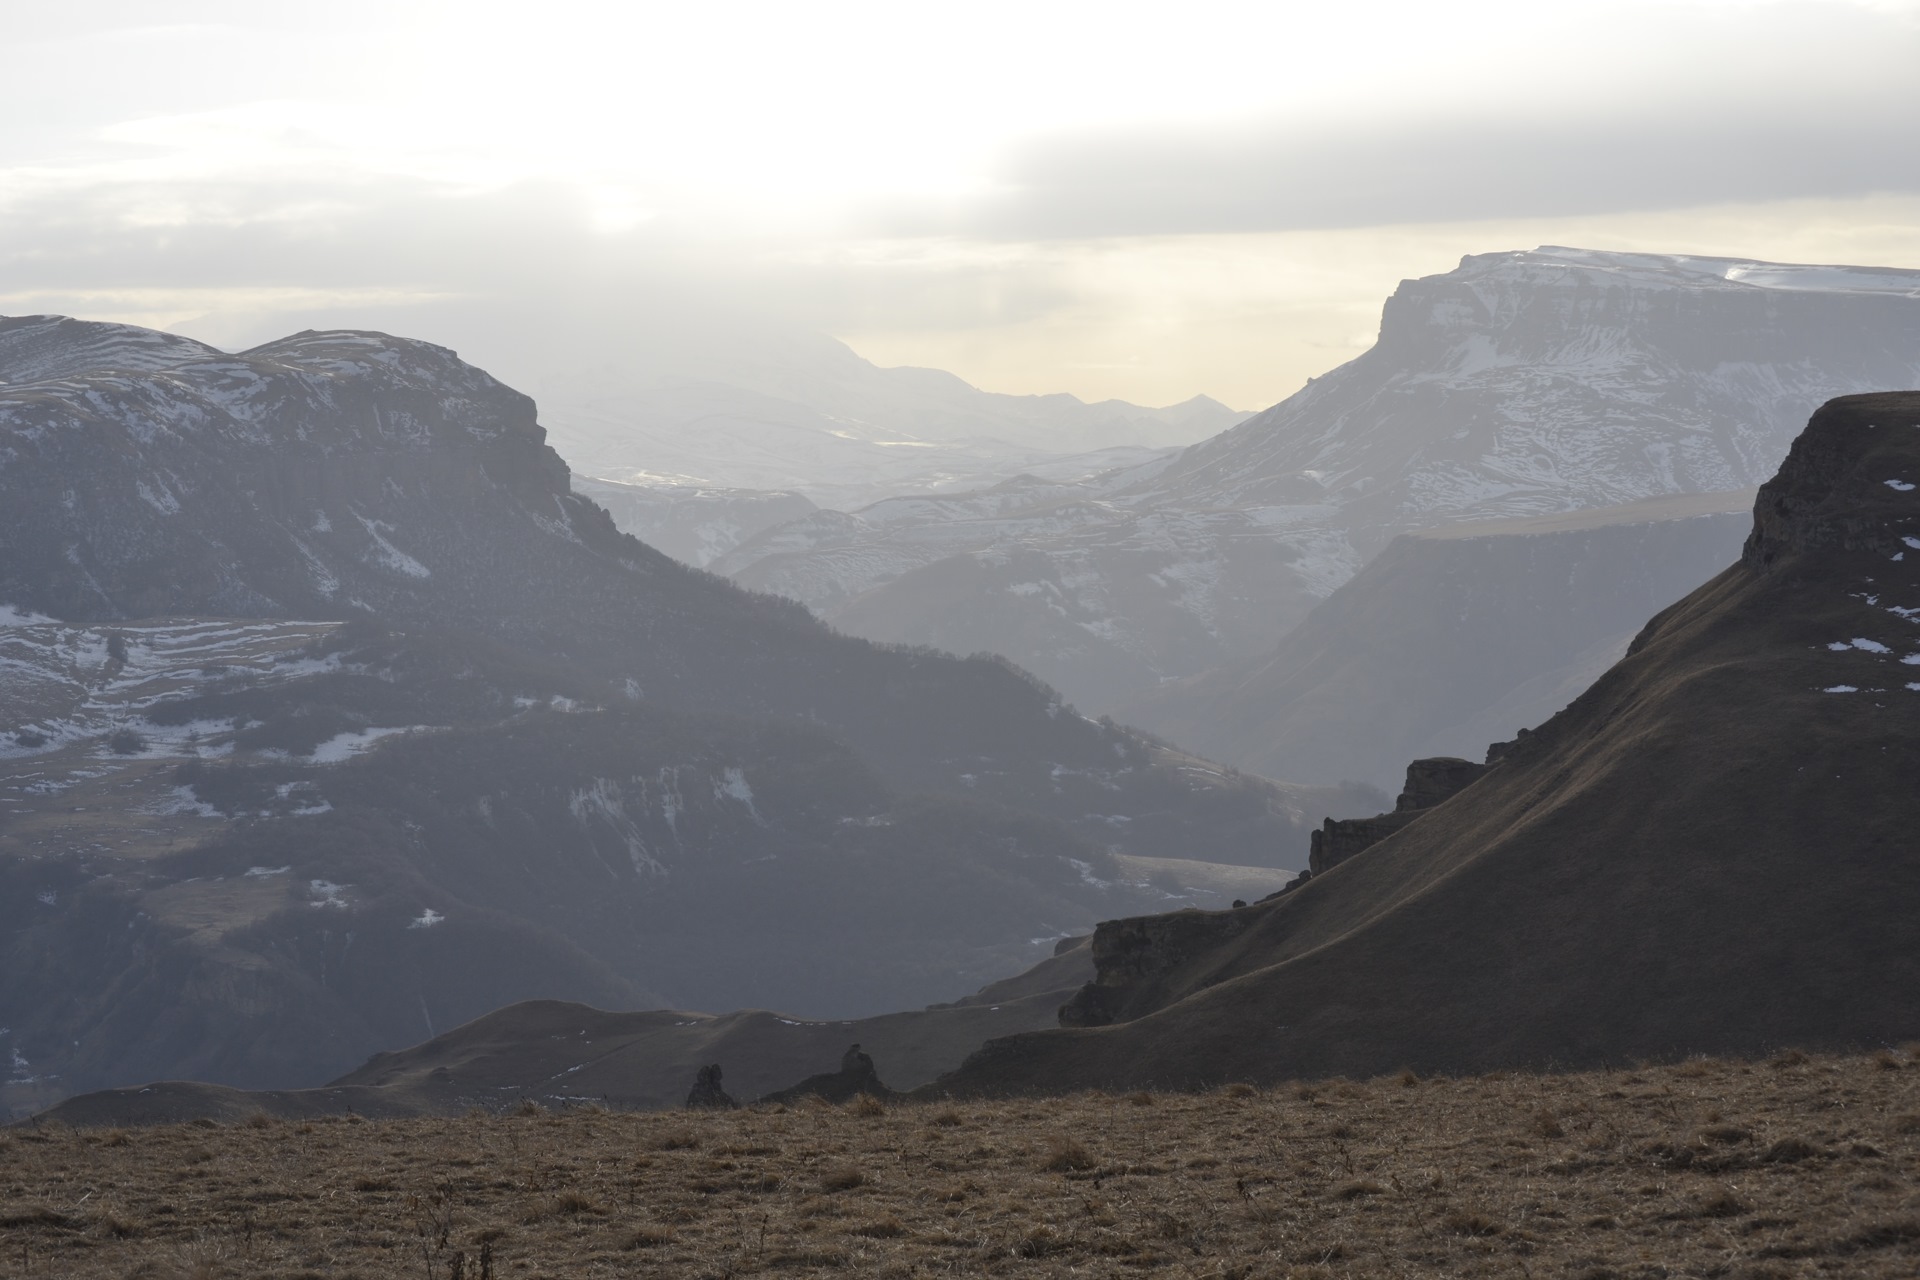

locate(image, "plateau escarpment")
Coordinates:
934 392 1920 1094
0 315 1353 1114
712 249 1920 722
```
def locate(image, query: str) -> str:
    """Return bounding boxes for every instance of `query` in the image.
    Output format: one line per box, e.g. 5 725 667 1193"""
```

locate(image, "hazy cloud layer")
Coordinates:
6 1 1920 407
961 101 1920 238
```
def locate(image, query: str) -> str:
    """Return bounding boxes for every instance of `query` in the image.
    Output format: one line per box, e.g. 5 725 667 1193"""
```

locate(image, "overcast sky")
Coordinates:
5 0 1920 408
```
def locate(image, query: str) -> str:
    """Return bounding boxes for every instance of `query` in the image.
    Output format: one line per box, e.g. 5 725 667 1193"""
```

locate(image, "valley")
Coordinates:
9 10 1920 1277
0 314 1362 1117
4 256 1919 1140
621 249 1920 741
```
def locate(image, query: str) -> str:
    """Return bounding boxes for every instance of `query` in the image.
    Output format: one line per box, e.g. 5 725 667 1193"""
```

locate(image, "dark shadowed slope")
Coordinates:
934 393 1920 1093
1127 490 1755 789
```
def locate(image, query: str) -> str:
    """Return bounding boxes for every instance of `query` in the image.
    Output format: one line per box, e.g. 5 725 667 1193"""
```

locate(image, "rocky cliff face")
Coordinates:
1058 756 1489 1030
1142 249 1920 529
715 248 1920 718
0 324 584 622
1304 757 1489 876
932 392 1920 1095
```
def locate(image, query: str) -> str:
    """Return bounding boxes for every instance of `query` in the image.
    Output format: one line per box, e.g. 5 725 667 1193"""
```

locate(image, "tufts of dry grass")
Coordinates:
819 1164 867 1192
1037 1134 1094 1173
3 1048 1919 1277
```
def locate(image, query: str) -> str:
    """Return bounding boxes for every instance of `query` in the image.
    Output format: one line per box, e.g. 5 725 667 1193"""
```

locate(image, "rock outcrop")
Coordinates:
1057 911 1260 1029
1305 757 1489 876
684 1063 737 1110
760 1043 897 1106
1058 755 1492 1031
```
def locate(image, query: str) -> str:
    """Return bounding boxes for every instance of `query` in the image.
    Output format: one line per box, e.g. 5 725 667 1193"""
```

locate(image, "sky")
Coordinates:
4 0 1920 409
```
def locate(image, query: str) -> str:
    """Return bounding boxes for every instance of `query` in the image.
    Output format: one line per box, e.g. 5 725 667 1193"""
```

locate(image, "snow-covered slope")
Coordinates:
0 612 342 763
719 248 1920 713
0 314 220 386
1134 246 1920 531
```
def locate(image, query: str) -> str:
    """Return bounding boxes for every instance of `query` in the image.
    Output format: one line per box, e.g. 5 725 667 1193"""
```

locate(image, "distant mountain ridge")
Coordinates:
533 320 1245 508
705 246 1920 722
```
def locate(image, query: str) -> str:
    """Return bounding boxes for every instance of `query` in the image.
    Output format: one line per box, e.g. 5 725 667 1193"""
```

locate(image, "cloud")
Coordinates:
872 2 1920 239
934 93 1920 240
5 0 1920 408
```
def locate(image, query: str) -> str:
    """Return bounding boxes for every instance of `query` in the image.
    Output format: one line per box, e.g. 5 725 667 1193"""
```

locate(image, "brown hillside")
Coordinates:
937 392 1920 1094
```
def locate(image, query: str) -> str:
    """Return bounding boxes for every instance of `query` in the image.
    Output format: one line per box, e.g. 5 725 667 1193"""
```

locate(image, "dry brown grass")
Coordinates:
2 1049 1918 1277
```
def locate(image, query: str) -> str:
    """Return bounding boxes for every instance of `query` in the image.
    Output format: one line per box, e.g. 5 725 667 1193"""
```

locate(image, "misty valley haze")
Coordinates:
5 7 1920 1276
4 241 1919 1124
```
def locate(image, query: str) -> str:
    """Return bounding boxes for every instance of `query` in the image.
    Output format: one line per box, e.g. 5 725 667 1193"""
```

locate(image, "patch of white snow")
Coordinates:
308 726 418 763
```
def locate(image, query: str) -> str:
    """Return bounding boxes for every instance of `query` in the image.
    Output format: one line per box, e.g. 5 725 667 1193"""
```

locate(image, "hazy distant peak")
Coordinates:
238 327 467 368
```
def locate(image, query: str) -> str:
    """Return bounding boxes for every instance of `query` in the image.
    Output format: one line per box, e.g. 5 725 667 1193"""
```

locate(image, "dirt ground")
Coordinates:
3 1048 1917 1279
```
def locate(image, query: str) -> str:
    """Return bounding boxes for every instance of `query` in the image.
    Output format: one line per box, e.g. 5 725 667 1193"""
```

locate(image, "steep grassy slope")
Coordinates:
937 392 1920 1092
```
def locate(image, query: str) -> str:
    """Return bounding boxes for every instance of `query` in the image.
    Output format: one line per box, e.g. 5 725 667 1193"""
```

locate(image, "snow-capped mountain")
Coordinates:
1134 247 1920 530
708 248 1920 714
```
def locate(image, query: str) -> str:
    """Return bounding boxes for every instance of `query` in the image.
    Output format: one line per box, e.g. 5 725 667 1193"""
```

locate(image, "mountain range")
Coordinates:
676 248 1920 749
0 314 1364 1116
36 390 1920 1125
528 318 1243 508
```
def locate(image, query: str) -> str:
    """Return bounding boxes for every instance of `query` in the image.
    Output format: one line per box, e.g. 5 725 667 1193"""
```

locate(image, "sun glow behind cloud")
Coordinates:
5 0 1920 406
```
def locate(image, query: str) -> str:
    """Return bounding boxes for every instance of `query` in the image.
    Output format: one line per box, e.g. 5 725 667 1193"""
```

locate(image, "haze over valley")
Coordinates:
5 6 1920 1276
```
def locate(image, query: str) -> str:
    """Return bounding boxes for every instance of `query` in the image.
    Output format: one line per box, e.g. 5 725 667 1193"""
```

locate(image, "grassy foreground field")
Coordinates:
4 1050 1918 1279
